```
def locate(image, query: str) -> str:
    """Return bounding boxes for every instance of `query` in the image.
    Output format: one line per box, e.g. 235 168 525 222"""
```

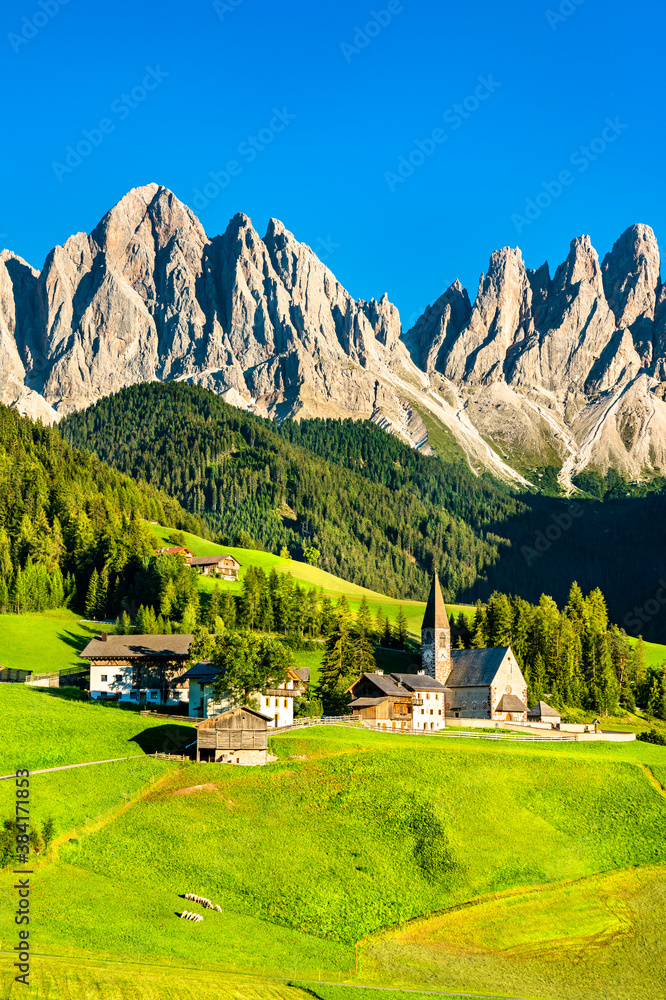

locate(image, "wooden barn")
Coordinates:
196 706 273 765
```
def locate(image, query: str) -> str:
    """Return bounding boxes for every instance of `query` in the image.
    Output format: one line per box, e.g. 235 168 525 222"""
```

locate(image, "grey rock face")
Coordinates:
1 185 665 486
405 225 666 485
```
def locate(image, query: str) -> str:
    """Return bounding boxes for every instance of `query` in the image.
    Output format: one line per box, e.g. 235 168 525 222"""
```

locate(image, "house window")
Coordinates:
430 709 433 715
438 710 442 715
426 693 430 700
115 674 122 682
130 691 138 700
150 692 158 700
101 674 107 682
283 699 288 708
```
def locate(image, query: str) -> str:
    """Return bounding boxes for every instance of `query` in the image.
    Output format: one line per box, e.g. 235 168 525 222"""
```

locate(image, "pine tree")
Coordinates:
319 610 356 714
97 565 110 620
207 586 223 630
395 606 408 650
352 599 377 676
85 570 100 620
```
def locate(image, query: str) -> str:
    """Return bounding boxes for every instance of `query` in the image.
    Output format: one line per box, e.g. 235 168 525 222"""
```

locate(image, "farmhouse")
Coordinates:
348 671 448 730
187 554 242 580
421 575 529 723
177 660 307 727
195 706 273 765
154 546 194 558
81 633 191 706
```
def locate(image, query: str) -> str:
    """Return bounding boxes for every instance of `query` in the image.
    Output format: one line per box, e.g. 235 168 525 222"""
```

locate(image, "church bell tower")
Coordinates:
421 573 451 684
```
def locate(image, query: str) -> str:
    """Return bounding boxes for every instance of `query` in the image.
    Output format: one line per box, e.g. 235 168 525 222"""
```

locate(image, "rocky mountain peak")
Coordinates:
602 223 661 331
552 235 604 297
3 188 666 489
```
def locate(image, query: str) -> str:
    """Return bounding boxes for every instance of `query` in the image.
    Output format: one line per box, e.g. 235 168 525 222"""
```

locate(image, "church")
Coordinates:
422 574 528 723
348 574 529 728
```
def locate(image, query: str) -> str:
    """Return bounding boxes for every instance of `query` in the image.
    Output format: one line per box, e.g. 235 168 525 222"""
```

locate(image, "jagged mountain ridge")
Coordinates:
1 181 664 488
405 225 666 486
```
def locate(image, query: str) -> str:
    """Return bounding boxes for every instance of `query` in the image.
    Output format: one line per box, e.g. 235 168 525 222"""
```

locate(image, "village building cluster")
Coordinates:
81 573 563 764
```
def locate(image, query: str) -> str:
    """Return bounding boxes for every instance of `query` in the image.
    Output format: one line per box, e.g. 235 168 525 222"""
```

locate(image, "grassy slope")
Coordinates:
0 955 315 1000
0 609 98 674
3 725 665 998
150 522 474 634
0 685 196 774
360 865 666 1000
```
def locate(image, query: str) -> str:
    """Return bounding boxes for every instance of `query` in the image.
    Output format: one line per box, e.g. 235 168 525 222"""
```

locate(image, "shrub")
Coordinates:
637 729 666 746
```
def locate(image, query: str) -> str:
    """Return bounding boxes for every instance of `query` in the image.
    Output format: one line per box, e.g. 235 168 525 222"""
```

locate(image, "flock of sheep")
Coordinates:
179 892 223 921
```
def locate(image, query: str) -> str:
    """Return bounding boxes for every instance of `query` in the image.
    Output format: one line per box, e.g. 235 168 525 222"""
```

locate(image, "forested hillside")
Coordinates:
60 382 666 640
0 403 203 615
61 383 522 601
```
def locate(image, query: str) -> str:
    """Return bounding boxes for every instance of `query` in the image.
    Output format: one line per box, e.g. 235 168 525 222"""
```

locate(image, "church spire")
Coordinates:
421 573 449 631
421 573 451 684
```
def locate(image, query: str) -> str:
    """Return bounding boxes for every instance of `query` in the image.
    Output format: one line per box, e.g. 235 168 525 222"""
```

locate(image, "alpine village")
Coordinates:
2 186 666 1000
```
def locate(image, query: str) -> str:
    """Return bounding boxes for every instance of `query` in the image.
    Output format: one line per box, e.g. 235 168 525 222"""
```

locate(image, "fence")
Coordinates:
278 716 577 742
152 752 191 762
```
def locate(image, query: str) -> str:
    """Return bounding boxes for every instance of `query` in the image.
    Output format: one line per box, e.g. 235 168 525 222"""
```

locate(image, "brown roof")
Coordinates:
80 634 193 660
421 574 450 631
346 673 412 699
390 672 450 692
294 667 310 684
188 554 242 567
197 705 272 729
496 693 528 713
349 696 391 708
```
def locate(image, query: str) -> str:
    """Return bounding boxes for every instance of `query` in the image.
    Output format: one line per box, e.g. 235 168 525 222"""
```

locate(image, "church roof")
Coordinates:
421 574 449 631
528 700 560 718
446 647 510 687
496 693 528 713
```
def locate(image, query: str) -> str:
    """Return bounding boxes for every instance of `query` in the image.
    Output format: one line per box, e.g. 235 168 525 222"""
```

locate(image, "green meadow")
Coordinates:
2 700 666 999
0 609 97 675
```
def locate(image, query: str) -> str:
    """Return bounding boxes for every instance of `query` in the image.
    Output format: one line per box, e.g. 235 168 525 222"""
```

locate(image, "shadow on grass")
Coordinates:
130 724 197 756
28 686 88 701
57 627 96 653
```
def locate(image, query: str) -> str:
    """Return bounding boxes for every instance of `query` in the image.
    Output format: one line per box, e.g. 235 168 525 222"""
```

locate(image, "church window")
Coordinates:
482 701 487 709
462 701 467 710
505 685 512 694
425 630 432 642
472 701 477 710
446 702 450 710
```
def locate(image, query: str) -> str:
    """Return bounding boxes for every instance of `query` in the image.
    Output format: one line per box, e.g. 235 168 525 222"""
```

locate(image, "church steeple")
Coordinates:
421 574 451 684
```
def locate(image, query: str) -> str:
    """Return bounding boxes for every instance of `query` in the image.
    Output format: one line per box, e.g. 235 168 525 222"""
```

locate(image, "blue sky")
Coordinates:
2 0 663 327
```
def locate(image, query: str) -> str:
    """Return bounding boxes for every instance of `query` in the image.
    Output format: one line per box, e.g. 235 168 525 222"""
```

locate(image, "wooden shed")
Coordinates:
196 706 273 765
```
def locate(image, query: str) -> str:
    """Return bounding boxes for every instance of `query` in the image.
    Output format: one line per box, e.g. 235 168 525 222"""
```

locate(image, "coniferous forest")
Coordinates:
0 402 203 616
60 382 520 602
60 381 666 639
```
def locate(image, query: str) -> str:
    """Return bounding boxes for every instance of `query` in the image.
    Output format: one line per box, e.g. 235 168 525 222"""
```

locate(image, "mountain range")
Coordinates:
2 182 665 489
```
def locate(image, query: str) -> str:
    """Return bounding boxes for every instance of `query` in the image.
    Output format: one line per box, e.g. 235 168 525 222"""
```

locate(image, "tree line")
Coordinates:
0 403 204 617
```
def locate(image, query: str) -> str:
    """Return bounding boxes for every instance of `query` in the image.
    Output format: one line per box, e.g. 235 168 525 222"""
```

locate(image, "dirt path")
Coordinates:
638 763 666 800
0 754 147 781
